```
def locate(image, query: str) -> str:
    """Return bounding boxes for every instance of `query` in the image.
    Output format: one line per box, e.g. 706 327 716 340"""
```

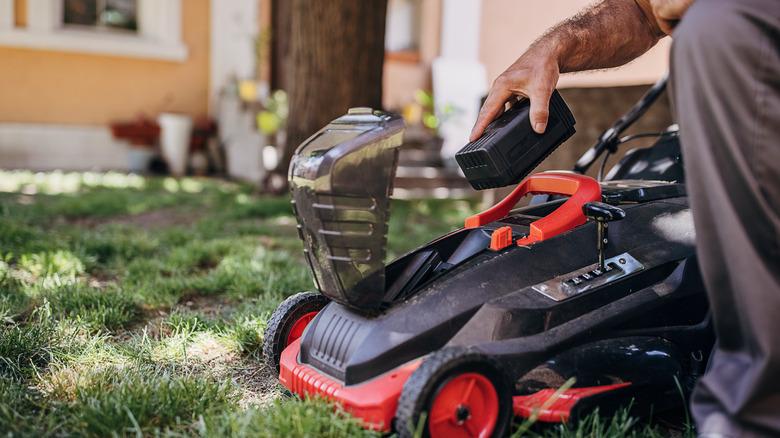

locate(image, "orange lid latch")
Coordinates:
489 226 514 251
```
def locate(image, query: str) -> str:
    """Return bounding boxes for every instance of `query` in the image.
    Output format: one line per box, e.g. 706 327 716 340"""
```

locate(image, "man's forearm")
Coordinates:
471 0 667 139
537 0 664 73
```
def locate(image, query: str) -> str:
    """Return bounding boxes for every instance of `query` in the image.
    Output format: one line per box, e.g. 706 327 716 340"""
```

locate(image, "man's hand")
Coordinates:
470 47 560 141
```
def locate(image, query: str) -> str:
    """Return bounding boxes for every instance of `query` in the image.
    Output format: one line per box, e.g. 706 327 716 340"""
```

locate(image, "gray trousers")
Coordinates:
671 0 780 435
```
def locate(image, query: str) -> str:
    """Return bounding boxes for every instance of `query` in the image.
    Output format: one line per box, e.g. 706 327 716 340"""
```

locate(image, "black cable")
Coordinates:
618 131 674 143
597 149 611 182
574 74 669 174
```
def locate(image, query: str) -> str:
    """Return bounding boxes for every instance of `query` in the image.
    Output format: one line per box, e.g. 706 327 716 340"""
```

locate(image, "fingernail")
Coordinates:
534 122 546 133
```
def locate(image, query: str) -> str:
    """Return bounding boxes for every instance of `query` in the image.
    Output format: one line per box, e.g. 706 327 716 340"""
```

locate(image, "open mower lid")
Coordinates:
288 108 404 311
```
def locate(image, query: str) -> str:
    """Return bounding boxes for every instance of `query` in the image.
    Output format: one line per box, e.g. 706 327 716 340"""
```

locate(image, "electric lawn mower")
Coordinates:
262 76 714 437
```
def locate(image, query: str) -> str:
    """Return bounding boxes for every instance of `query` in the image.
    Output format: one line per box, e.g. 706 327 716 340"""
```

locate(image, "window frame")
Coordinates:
0 0 187 62
385 0 423 64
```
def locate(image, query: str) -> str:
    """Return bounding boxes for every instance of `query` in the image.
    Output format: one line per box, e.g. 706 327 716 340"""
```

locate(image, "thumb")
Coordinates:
529 86 553 134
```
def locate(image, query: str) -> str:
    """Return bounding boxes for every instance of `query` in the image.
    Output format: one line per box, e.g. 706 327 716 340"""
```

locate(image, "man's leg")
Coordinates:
671 0 780 435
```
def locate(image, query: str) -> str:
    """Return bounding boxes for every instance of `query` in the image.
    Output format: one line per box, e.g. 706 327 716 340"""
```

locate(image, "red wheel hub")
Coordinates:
428 372 499 438
284 311 318 347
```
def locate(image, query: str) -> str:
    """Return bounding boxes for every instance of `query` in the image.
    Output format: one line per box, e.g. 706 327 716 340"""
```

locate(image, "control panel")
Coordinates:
532 253 644 301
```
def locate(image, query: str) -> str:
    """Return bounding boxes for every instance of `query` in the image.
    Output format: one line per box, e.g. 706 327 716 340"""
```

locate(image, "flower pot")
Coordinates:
157 113 193 176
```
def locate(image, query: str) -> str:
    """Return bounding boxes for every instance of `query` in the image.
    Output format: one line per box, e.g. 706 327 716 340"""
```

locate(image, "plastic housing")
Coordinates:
289 108 404 311
456 90 576 190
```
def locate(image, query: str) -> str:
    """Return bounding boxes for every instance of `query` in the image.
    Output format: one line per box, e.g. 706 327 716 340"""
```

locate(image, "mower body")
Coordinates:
276 106 712 432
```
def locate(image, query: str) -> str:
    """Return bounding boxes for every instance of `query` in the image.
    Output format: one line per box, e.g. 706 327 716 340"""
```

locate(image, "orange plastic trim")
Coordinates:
279 339 421 432
489 226 514 251
284 312 319 347
464 172 601 246
512 382 632 423
279 339 630 431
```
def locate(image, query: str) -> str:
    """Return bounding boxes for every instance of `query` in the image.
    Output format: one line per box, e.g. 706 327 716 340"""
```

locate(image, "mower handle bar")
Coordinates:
573 73 668 174
465 172 602 246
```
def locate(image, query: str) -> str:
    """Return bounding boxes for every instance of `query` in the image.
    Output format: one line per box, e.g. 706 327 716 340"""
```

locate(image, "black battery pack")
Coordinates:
456 90 576 190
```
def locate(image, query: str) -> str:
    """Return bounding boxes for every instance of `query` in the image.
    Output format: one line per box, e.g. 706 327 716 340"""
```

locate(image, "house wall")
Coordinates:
0 0 210 126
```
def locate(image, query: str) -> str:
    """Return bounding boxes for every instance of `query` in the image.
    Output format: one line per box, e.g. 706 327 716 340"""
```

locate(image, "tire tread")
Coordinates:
262 291 329 372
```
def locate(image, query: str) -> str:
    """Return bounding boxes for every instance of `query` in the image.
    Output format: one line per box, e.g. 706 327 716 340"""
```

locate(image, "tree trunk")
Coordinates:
264 0 388 192
270 0 292 92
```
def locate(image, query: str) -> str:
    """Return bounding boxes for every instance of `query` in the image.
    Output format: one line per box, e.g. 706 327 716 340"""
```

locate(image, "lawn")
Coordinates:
0 171 690 437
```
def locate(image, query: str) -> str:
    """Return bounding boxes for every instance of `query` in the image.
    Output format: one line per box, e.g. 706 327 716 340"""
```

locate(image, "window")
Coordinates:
0 0 187 61
63 0 138 32
385 0 422 62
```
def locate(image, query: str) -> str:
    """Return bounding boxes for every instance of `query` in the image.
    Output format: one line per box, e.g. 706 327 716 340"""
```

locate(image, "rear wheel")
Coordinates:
262 291 329 373
395 347 512 438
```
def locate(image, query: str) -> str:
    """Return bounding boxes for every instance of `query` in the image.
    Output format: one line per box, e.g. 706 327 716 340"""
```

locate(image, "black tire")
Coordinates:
262 291 329 373
395 347 513 438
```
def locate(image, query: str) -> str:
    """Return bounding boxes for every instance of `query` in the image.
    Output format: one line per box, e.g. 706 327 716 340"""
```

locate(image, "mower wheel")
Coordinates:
262 291 329 373
395 347 512 438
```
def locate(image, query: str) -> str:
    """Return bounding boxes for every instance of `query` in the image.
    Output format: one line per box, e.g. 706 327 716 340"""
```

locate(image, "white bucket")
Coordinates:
158 113 193 176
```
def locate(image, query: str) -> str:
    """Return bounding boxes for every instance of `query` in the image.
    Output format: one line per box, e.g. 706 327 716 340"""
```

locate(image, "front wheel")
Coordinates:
262 291 329 373
395 347 512 438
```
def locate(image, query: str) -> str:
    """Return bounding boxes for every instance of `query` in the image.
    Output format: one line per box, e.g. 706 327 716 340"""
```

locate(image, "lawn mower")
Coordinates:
262 76 713 437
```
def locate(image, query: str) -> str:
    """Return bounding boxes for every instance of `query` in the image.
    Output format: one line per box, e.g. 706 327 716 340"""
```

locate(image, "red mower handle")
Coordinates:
465 172 601 246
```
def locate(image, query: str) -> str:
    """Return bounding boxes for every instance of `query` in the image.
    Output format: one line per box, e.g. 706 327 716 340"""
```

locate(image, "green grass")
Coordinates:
68 367 235 436
515 406 693 438
45 285 140 331
0 170 691 437
0 309 66 381
202 397 382 438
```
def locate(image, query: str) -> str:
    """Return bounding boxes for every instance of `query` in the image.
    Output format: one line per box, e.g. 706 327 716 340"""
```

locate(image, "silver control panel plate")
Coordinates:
532 252 644 301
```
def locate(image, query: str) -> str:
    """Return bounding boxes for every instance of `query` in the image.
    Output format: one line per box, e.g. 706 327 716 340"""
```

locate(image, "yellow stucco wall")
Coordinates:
0 0 210 126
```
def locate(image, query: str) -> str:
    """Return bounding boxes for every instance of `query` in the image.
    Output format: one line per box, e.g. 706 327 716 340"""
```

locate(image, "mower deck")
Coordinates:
281 338 640 431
